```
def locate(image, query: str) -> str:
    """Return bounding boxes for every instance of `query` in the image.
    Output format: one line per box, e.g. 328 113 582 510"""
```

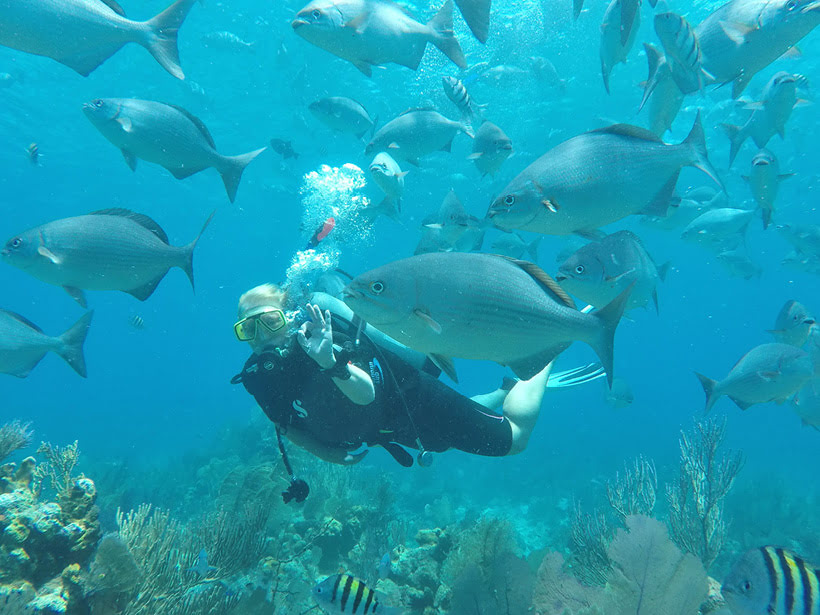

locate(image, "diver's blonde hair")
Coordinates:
237 283 288 318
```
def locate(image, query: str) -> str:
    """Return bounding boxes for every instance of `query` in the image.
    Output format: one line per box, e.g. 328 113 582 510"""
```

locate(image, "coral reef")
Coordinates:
605 456 657 522
666 419 744 570
0 422 33 463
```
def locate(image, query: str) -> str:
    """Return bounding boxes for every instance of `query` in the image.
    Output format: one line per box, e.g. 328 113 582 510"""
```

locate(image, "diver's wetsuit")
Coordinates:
233 328 513 462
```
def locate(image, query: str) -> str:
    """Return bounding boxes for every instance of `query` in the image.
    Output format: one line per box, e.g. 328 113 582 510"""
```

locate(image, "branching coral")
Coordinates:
569 504 613 587
666 418 744 570
34 441 80 499
606 456 657 523
0 421 33 463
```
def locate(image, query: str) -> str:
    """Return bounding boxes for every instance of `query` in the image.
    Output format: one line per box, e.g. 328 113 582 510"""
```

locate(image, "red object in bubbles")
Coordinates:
307 217 336 248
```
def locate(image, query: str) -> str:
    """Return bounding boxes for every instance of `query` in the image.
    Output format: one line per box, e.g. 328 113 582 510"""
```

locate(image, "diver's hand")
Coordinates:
297 303 336 369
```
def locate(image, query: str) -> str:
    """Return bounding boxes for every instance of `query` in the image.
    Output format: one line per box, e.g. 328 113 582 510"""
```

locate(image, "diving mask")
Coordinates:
234 306 287 342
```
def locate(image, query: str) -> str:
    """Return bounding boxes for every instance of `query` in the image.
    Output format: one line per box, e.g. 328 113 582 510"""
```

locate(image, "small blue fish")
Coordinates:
187 549 217 578
378 553 391 579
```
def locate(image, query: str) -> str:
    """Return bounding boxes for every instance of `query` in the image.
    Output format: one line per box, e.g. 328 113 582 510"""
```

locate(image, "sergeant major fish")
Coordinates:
654 11 712 94
309 97 377 140
343 252 631 384
2 209 213 308
696 0 820 98
768 299 815 346
556 230 670 313
0 0 196 78
442 76 484 123
0 310 93 378
469 121 512 177
83 98 266 203
313 574 401 615
722 546 820 615
742 149 794 229
487 113 720 238
365 108 473 166
695 342 816 413
291 0 466 76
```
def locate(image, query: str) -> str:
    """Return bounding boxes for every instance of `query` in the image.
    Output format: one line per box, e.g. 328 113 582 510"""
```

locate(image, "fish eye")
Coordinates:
312 8 322 18
9 237 22 249
93 99 103 108
370 281 385 294
742 580 752 592
504 195 515 206
575 265 585 274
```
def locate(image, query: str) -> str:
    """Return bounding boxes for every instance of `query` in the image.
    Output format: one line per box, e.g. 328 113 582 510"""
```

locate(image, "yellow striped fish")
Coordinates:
723 546 820 615
312 574 402 615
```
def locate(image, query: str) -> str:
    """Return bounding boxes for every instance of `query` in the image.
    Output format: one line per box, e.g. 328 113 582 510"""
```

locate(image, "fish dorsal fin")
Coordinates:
99 0 126 16
89 208 170 244
0 309 44 333
501 257 576 309
590 123 663 143
165 104 217 149
399 107 437 116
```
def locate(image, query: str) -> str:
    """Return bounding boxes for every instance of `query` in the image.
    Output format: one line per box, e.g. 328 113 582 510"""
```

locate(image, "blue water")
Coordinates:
1 0 819 605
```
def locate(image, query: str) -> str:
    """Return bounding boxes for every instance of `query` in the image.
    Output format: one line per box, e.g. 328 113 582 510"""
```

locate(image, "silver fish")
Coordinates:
487 113 720 237
529 56 567 91
0 0 196 78
201 31 255 51
309 97 377 140
83 98 266 203
0 310 93 378
640 43 685 137
600 0 640 94
777 223 820 258
364 152 406 221
468 121 512 177
454 0 491 43
716 246 762 279
490 232 540 260
782 249 820 275
2 209 213 307
654 12 710 93
556 230 669 313
442 76 484 123
696 342 815 413
792 379 820 429
605 377 634 408
696 0 820 98
343 252 631 383
768 299 815 346
420 189 483 246
721 72 800 165
291 0 466 76
641 192 724 231
742 149 794 229
681 207 754 251
365 108 473 166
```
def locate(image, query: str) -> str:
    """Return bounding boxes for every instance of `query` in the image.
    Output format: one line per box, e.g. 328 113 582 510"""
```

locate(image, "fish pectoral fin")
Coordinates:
396 170 410 178
642 172 680 217
575 228 606 241
100 0 126 16
467 152 484 159
604 269 635 284
116 116 133 132
413 309 442 334
741 174 750 182
388 142 400 149
405 157 420 167
778 173 796 181
727 395 754 411
756 370 780 382
38 245 63 265
168 165 202 180
731 71 753 99
351 59 373 77
63 286 88 308
121 149 138 171
429 354 458 382
719 20 753 44
126 273 168 302
542 199 559 213
343 11 370 33
440 139 454 153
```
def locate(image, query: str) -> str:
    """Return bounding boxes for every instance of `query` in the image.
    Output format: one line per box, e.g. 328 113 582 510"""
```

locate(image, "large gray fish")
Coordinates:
365 108 473 166
777 223 820 259
454 0 491 43
768 299 815 346
654 12 711 94
291 0 466 76
722 72 800 165
2 209 213 307
723 547 820 615
364 152 406 221
490 232 540 260
342 252 631 383
696 0 820 98
468 121 512 177
600 0 640 94
717 246 762 279
0 310 93 378
696 342 815 413
487 113 720 237
742 149 794 229
640 43 685 137
83 98 265 203
681 207 754 250
556 230 669 313
0 0 196 78
309 97 376 140
417 189 485 253
576 0 648 45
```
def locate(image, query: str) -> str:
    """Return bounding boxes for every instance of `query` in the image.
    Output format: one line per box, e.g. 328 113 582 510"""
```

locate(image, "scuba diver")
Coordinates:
231 282 603 502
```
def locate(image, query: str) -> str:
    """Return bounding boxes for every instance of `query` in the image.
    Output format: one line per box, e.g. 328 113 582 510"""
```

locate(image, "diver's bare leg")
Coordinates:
470 389 508 410
502 362 552 455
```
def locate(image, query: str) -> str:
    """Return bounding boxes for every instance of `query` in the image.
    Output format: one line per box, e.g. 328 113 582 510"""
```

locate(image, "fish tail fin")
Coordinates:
182 211 216 291
695 372 720 414
143 0 197 80
639 43 662 112
428 0 467 70
56 311 94 378
573 0 585 19
589 283 632 387
720 122 745 167
685 111 723 189
220 147 266 203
